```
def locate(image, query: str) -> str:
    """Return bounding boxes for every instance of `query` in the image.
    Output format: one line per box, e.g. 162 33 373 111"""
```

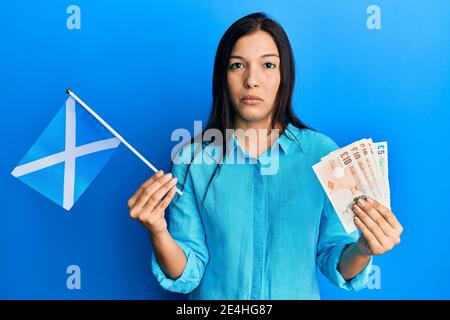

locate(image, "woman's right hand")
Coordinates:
128 170 178 235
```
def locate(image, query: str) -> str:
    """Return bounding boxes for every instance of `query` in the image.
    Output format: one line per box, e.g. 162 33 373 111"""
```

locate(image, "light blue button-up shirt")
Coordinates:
151 123 372 299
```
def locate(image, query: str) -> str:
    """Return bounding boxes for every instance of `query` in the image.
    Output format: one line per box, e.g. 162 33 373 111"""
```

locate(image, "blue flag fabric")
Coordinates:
11 96 120 210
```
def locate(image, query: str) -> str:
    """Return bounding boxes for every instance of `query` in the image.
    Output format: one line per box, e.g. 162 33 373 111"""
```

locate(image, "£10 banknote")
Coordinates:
312 139 390 233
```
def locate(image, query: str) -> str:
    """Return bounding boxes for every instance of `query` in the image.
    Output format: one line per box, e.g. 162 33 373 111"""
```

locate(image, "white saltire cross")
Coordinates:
11 98 120 210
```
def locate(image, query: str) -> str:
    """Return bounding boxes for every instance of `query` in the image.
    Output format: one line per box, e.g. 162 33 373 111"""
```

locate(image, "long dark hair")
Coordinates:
174 12 313 204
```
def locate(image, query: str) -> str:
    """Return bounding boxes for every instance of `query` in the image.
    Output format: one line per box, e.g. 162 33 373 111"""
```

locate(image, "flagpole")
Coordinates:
66 89 183 196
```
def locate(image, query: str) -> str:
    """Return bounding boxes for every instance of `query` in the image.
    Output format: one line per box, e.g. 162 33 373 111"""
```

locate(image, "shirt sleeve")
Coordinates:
316 193 373 291
151 159 209 294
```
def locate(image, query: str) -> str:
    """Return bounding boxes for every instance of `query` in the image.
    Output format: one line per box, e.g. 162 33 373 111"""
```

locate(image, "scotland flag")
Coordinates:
11 96 120 210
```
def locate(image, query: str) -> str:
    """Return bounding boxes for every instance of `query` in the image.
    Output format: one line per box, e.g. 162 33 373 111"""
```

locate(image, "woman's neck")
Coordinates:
233 117 284 158
233 117 275 131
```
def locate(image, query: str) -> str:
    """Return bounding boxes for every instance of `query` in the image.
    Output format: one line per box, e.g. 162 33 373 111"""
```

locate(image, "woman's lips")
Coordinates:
241 99 263 105
241 95 263 105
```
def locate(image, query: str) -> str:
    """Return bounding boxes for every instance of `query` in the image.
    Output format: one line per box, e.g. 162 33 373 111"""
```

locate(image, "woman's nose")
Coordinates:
244 68 259 88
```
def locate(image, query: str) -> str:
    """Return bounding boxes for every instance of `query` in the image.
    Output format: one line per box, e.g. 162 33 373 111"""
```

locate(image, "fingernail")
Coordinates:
357 198 365 206
171 177 177 183
167 173 172 179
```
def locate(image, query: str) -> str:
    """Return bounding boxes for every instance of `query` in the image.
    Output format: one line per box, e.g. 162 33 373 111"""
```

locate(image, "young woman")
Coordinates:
128 12 403 299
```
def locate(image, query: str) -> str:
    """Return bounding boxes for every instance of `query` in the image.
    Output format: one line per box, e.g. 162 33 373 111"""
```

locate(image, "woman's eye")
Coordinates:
230 62 243 70
264 62 276 69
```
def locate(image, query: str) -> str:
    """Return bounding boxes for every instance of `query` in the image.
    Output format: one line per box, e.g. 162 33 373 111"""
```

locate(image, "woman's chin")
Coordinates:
235 108 272 124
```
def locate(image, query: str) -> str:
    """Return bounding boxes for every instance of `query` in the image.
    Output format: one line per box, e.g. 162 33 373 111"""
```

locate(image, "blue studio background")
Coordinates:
1 0 449 299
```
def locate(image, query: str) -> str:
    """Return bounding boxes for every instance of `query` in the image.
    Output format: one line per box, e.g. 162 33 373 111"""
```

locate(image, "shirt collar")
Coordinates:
278 122 298 155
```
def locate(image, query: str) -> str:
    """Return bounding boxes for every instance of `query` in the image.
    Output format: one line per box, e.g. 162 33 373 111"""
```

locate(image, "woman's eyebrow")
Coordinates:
260 53 280 58
229 53 280 60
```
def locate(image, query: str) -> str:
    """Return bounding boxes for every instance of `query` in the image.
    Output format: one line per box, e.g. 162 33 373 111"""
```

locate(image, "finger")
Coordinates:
138 170 165 195
352 202 393 250
157 186 177 211
355 197 396 238
143 177 178 211
354 216 384 255
366 197 403 233
133 173 173 211
128 170 164 208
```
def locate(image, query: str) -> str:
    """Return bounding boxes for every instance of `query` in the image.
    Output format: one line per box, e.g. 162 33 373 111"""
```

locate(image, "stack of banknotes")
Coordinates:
312 139 390 233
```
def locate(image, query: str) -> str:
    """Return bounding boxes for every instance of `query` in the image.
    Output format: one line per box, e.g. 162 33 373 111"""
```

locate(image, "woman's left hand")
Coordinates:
352 196 403 256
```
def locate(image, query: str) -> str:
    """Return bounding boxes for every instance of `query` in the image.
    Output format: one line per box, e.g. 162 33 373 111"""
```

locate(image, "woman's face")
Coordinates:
227 30 281 126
